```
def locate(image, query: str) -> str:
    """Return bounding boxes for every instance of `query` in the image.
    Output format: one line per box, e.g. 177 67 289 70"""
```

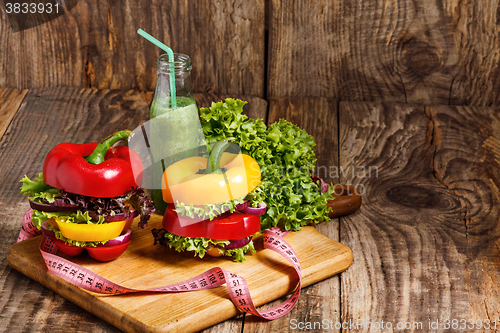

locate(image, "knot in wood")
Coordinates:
386 185 440 209
403 40 442 77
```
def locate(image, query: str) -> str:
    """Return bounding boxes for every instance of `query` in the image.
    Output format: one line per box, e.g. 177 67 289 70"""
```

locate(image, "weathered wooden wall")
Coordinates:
1 0 500 106
0 0 265 97
268 0 500 106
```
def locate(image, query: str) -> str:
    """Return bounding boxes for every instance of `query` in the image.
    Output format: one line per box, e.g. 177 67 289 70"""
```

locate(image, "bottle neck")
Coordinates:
156 53 192 73
154 53 194 105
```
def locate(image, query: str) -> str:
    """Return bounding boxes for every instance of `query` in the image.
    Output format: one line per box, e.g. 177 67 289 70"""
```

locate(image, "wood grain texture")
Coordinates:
428 105 500 324
0 88 267 333
0 88 28 139
243 97 341 333
4 0 79 33
268 0 500 106
338 101 500 331
0 0 265 97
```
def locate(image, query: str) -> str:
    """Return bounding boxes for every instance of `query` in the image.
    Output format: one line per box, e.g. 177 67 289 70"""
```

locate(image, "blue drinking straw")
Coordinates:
137 29 177 108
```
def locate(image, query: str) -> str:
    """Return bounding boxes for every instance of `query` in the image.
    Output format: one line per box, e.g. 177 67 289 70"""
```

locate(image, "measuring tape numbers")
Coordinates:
18 209 302 320
17 208 41 242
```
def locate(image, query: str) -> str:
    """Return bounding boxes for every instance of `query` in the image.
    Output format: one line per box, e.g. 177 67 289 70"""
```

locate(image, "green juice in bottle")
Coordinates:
149 54 204 214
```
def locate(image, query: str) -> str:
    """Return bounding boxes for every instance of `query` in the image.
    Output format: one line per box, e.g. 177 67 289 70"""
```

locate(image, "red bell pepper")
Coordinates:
162 204 261 240
43 130 143 198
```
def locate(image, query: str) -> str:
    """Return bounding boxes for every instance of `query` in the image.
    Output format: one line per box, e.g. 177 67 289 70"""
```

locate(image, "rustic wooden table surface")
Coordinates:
1 87 499 332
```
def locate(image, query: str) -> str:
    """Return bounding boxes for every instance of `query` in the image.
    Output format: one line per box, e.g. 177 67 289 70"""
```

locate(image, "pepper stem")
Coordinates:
85 130 132 165
205 141 231 174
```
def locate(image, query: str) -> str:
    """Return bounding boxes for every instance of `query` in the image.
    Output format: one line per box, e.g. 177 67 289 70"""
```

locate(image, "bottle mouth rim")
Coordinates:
157 53 192 72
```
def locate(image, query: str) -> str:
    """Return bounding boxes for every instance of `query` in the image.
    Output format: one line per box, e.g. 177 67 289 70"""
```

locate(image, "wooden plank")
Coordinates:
427 105 500 324
338 102 430 331
0 88 267 332
7 215 352 333
0 88 28 139
0 1 265 97
243 97 341 332
2 0 79 33
338 101 500 331
268 0 500 106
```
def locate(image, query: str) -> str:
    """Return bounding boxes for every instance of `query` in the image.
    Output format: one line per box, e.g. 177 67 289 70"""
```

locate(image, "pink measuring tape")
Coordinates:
18 209 301 320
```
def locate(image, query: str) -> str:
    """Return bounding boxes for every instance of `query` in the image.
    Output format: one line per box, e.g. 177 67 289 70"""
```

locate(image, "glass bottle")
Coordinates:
149 53 204 214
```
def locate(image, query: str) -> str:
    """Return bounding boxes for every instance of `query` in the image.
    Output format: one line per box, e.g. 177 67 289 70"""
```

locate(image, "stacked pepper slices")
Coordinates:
152 141 267 262
20 130 155 261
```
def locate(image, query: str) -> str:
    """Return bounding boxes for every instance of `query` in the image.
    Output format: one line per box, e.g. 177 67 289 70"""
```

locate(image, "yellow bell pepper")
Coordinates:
55 218 132 242
162 151 261 205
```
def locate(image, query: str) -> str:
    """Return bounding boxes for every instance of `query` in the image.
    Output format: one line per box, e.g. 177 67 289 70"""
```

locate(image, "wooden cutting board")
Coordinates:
6 214 352 333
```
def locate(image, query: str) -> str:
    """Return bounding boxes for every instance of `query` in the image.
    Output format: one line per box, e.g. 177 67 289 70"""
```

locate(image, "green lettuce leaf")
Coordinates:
30 209 105 230
152 229 255 262
173 197 245 221
224 242 256 262
20 173 61 203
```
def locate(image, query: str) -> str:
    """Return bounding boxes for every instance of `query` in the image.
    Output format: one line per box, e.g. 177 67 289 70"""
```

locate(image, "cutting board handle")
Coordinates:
327 184 362 218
